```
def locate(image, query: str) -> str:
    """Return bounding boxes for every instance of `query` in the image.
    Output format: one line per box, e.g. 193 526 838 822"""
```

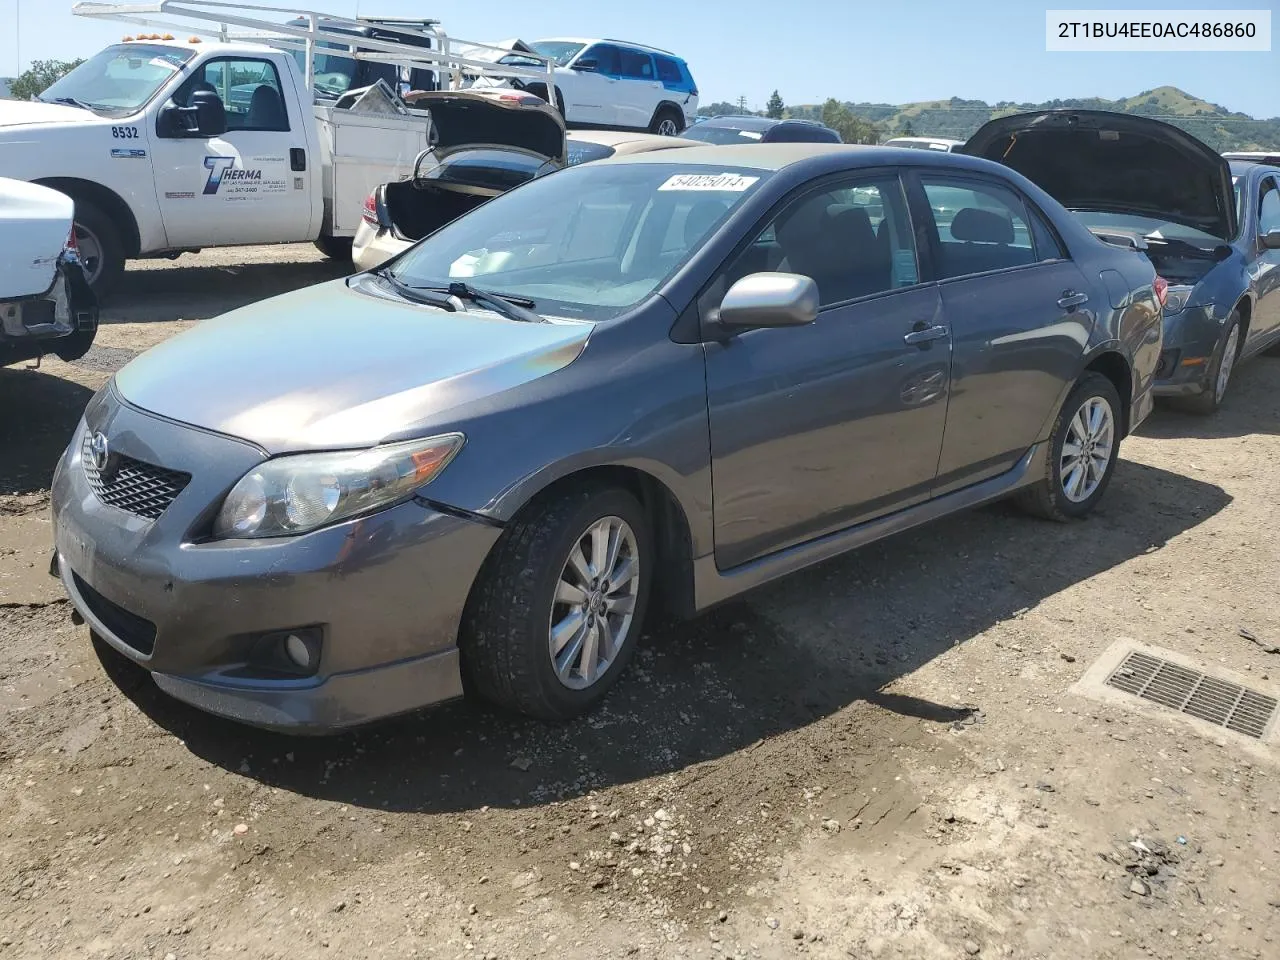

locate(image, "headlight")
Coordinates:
213 434 464 539
1163 284 1194 316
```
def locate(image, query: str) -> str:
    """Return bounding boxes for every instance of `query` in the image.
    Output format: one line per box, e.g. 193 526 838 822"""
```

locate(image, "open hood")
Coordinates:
404 90 565 165
960 110 1237 241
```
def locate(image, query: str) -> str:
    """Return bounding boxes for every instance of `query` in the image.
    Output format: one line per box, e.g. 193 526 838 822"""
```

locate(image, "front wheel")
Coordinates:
460 485 652 720
1175 311 1241 416
71 199 125 298
1015 372 1122 522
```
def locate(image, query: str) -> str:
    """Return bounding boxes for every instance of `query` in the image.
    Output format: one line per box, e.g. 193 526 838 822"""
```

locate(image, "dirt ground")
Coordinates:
2 245 1278 960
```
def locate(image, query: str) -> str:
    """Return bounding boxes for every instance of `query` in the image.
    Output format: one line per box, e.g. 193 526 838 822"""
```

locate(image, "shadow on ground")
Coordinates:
0 368 93 495
1137 358 1280 441
100 258 353 324
96 458 1230 814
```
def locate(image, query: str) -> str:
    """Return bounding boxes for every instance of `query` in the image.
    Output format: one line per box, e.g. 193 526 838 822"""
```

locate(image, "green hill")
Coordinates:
706 87 1279 151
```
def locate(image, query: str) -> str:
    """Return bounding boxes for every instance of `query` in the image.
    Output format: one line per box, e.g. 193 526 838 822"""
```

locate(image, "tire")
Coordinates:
314 235 353 261
70 199 125 298
460 484 653 720
523 82 566 118
1174 310 1242 416
1015 372 1123 522
650 106 684 137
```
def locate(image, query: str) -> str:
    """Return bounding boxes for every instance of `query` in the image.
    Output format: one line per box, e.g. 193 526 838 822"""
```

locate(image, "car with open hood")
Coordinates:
352 100 690 271
1 178 98 369
51 143 1161 733
962 110 1280 414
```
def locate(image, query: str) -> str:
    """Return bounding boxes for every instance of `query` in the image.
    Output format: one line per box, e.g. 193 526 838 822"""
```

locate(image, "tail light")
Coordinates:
361 191 380 228
65 226 78 254
1153 276 1168 307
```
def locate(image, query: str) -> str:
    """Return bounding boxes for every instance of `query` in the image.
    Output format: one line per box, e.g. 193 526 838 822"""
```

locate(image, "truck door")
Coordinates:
151 55 315 246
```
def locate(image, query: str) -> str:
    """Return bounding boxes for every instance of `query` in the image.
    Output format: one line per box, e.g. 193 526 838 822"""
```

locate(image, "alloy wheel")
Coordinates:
1215 324 1240 403
548 516 640 689
1059 396 1115 503
73 223 103 287
657 118 679 137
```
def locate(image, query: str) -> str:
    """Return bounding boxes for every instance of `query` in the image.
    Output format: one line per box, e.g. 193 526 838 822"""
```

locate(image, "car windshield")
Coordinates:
681 124 768 145
530 41 586 66
387 163 768 321
1073 211 1225 248
40 44 192 116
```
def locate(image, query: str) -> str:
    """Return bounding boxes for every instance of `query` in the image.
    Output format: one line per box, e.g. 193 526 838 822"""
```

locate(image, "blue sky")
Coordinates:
3 0 1277 118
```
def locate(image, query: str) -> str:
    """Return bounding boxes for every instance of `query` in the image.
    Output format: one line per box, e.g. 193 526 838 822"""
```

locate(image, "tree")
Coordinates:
899 119 916 137
9 59 85 101
821 98 883 145
766 90 785 119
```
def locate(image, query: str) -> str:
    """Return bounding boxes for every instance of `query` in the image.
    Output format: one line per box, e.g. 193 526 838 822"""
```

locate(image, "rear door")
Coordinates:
909 170 1094 494
614 47 662 129
702 172 951 569
151 55 314 246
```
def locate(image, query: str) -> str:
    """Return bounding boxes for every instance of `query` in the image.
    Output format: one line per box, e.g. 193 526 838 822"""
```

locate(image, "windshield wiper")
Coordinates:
418 282 546 324
374 268 460 311
44 96 97 111
1143 235 1232 261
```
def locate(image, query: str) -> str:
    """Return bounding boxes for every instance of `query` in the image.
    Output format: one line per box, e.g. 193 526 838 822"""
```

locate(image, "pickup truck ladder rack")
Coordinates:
72 1 555 93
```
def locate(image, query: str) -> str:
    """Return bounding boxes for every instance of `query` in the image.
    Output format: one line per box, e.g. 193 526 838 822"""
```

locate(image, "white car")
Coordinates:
881 136 965 152
479 38 699 135
0 177 97 368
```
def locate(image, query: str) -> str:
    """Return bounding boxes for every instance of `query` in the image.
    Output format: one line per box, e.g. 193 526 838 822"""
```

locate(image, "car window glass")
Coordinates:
718 176 919 308
618 49 655 80
655 56 684 86
179 58 288 132
583 44 619 75
566 140 617 165
921 177 1036 279
1027 204 1066 261
1259 179 1280 235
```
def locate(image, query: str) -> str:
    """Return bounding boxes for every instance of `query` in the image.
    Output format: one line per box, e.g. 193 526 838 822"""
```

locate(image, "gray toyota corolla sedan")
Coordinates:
51 144 1163 732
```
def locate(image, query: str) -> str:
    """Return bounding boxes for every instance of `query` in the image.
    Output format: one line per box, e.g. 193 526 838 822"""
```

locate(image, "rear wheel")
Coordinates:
1015 372 1122 522
314 234 353 262
460 484 652 720
71 199 125 298
1175 311 1241 416
650 106 684 137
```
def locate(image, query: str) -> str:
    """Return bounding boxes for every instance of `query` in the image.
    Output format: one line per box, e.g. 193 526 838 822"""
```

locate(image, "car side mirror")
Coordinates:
716 272 819 330
572 58 598 72
161 89 227 138
1263 228 1280 250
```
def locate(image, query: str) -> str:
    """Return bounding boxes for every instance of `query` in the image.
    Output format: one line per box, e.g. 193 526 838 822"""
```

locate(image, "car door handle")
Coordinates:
903 324 949 346
1057 291 1089 309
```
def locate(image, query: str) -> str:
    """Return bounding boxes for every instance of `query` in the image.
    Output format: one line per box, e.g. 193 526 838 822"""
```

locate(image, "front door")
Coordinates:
561 44 623 127
702 173 951 570
151 55 315 247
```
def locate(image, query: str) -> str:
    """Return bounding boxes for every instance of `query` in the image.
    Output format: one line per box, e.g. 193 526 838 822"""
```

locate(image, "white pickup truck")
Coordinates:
0 1 556 295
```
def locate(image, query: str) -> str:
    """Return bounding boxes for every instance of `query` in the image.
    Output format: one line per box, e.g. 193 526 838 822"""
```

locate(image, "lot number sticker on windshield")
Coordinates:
659 173 759 192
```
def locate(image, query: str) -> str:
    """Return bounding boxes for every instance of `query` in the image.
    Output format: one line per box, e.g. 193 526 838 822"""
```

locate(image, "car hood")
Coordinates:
0 99 98 129
113 276 591 453
404 91 565 164
960 110 1237 241
0 177 73 299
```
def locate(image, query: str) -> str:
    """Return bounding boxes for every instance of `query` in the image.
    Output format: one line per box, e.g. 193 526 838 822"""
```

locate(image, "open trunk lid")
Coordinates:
404 90 565 165
960 110 1237 242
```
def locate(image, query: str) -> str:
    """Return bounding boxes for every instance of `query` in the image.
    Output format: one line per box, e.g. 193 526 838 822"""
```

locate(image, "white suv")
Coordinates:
496 38 699 136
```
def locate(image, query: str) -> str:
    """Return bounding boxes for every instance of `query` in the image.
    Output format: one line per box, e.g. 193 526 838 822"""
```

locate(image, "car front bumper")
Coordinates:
1152 303 1222 397
51 386 501 733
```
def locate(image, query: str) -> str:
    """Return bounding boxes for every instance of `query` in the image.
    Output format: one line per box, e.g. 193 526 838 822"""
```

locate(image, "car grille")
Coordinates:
71 572 157 656
82 436 191 521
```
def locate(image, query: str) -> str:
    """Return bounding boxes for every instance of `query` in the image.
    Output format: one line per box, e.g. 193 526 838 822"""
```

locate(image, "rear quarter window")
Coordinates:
655 56 687 90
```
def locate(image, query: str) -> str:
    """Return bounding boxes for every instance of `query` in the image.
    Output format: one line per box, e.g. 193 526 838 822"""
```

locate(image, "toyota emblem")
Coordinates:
88 432 110 472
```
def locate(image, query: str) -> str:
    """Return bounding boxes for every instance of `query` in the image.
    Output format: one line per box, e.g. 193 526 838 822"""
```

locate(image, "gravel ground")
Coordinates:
2 245 1278 960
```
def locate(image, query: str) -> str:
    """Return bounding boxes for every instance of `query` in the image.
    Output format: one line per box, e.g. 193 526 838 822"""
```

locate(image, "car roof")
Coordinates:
534 37 679 57
597 142 1006 173
1230 160 1280 177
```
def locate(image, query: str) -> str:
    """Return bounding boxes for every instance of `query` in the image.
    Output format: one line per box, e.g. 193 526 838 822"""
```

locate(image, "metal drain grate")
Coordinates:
1106 651 1277 740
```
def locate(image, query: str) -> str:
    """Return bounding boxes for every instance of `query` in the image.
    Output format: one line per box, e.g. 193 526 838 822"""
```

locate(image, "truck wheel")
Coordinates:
314 235 353 261
1014 372 1122 522
460 483 653 720
650 106 684 136
71 200 125 298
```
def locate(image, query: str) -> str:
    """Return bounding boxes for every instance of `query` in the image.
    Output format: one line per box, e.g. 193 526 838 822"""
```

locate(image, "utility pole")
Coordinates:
736 95 747 112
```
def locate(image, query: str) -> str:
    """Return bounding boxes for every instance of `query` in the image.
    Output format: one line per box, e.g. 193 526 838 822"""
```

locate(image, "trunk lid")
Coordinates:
404 90 565 165
960 110 1237 242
